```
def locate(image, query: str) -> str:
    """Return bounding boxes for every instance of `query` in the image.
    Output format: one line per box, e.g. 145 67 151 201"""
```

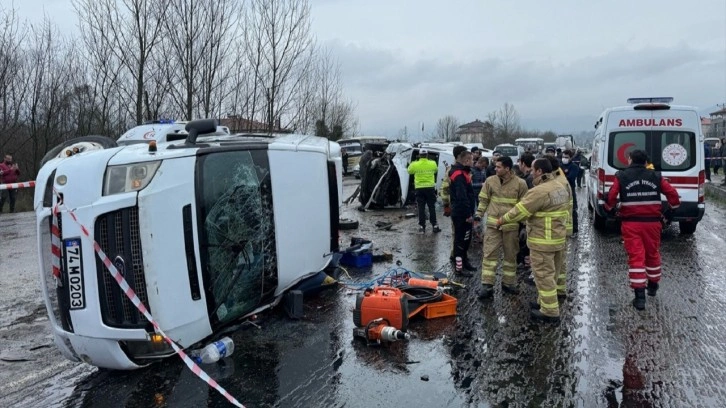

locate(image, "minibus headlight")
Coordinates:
103 161 161 195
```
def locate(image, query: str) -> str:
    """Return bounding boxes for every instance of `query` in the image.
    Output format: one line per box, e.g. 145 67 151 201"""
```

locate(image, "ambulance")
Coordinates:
587 97 705 234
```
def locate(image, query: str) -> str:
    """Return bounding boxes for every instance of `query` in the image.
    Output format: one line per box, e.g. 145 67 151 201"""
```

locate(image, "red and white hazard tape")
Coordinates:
54 194 245 407
0 181 35 190
51 201 62 281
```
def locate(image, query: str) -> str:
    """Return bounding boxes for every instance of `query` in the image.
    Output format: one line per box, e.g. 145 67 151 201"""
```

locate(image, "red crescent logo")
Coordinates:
143 130 156 140
616 142 635 165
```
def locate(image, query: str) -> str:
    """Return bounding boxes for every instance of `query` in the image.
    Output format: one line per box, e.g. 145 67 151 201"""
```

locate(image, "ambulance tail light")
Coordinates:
597 168 605 199
698 170 705 203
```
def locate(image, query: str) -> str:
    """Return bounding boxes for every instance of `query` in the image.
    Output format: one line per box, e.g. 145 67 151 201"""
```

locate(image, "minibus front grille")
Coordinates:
95 207 151 329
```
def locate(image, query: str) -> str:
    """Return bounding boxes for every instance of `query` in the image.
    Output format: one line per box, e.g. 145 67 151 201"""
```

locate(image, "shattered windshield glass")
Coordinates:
198 149 277 325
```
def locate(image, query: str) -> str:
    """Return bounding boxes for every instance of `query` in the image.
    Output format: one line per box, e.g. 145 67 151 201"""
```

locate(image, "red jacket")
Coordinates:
605 164 680 220
0 161 20 184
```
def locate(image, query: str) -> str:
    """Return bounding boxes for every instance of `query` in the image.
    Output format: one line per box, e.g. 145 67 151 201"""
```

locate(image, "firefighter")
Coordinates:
441 145 469 260
498 158 569 323
475 156 528 299
546 156 573 301
408 148 441 234
604 149 680 310
449 149 477 275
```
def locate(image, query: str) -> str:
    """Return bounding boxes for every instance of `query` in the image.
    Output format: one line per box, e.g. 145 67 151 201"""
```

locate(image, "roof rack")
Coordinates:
184 119 219 145
626 97 673 104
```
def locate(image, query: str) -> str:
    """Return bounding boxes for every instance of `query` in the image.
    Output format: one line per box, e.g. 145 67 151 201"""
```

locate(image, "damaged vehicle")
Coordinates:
358 143 455 208
34 119 342 369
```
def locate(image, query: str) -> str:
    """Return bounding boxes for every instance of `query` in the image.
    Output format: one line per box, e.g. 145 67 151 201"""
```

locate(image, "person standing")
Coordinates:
560 149 580 236
498 158 569 323
604 149 680 310
704 143 712 182
485 151 500 178
721 138 726 185
546 156 573 299
0 154 21 213
475 156 528 299
408 148 441 234
341 148 349 175
441 145 469 261
713 140 722 176
449 150 477 275
516 153 536 276
572 149 585 188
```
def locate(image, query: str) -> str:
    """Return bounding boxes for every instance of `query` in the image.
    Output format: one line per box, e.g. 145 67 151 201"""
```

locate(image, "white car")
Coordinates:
34 119 343 369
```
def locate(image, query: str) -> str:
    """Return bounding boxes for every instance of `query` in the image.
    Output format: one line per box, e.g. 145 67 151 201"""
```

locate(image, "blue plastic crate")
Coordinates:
340 252 373 268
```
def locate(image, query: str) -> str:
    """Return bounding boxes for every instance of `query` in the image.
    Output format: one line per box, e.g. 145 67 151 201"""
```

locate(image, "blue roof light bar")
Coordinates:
626 97 674 104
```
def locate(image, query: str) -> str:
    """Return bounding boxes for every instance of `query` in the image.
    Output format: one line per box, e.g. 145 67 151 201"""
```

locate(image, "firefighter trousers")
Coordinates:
481 226 518 286
556 241 567 296
621 221 662 289
530 249 562 317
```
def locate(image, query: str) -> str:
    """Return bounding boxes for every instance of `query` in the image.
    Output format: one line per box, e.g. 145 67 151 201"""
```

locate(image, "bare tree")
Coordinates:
0 4 27 149
490 102 521 144
244 0 316 131
436 115 460 142
74 0 170 125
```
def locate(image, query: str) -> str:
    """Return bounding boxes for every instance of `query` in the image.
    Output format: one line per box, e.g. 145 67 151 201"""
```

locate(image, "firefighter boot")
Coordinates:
477 284 494 300
632 288 646 310
647 281 659 297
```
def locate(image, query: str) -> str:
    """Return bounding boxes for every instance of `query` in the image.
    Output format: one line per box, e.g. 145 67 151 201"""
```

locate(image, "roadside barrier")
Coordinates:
0 181 35 190
53 191 246 408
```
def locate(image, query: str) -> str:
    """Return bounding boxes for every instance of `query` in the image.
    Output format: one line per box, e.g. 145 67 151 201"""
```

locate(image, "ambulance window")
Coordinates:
197 149 278 326
653 131 696 171
608 132 646 169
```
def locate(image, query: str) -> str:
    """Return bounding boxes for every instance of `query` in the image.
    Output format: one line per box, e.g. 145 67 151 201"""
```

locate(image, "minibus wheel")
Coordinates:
41 136 118 166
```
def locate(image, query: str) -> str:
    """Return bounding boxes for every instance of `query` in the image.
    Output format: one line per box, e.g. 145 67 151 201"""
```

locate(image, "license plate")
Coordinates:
64 238 85 310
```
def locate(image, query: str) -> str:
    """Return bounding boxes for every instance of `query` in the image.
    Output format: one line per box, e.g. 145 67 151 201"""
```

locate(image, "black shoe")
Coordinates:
557 293 567 302
524 274 536 286
529 301 540 309
530 308 560 323
419 226 426 234
502 284 519 295
477 285 494 300
462 260 477 272
455 269 474 278
632 288 646 310
432 225 442 233
647 281 659 297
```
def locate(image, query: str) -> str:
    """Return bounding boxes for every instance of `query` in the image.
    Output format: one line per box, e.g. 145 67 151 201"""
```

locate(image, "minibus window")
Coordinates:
197 150 277 325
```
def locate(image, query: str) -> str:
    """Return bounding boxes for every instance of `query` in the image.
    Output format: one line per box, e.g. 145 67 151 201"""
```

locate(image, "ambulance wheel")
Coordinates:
587 198 594 213
593 211 606 231
41 136 118 166
678 221 697 235
339 218 359 230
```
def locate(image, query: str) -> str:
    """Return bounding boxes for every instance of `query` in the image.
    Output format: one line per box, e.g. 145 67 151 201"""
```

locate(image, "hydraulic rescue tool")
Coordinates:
353 318 410 345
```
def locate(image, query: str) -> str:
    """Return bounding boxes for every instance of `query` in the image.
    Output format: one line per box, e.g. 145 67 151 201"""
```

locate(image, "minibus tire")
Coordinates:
41 136 118 166
679 221 697 234
339 218 359 230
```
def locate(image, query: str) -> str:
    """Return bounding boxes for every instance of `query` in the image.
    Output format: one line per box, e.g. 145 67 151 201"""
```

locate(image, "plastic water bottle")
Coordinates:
190 337 235 364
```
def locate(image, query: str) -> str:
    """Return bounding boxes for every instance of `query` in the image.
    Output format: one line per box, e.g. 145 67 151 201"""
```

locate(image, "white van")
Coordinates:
34 119 343 369
493 143 525 164
587 97 705 234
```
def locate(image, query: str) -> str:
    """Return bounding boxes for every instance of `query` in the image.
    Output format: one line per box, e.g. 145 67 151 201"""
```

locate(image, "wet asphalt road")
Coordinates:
2 177 726 407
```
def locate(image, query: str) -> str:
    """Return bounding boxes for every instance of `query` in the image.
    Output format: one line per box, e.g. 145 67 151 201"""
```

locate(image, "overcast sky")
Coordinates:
12 0 726 139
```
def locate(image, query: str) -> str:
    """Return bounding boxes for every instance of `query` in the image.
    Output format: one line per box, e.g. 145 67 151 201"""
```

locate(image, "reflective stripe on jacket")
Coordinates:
553 170 574 235
502 174 569 252
407 158 437 189
476 171 528 231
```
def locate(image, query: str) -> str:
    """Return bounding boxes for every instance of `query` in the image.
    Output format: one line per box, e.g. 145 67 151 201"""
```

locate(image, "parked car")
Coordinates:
34 119 343 369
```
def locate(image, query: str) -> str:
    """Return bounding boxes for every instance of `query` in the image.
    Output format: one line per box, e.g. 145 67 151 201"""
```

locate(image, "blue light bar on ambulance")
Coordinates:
626 97 673 104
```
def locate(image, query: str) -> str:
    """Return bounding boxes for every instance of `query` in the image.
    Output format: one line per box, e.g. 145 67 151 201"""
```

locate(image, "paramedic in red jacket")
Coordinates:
604 149 680 310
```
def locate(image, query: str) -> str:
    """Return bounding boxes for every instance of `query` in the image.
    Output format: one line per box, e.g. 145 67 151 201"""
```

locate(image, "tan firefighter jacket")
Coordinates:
501 173 570 252
553 169 574 236
476 171 528 231
439 164 452 206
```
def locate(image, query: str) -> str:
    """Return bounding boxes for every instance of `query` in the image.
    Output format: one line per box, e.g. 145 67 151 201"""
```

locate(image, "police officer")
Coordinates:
408 148 441 233
604 149 680 310
498 158 569 323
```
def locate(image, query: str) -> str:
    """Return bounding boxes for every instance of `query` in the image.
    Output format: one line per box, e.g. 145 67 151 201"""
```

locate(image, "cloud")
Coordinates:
327 40 725 138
